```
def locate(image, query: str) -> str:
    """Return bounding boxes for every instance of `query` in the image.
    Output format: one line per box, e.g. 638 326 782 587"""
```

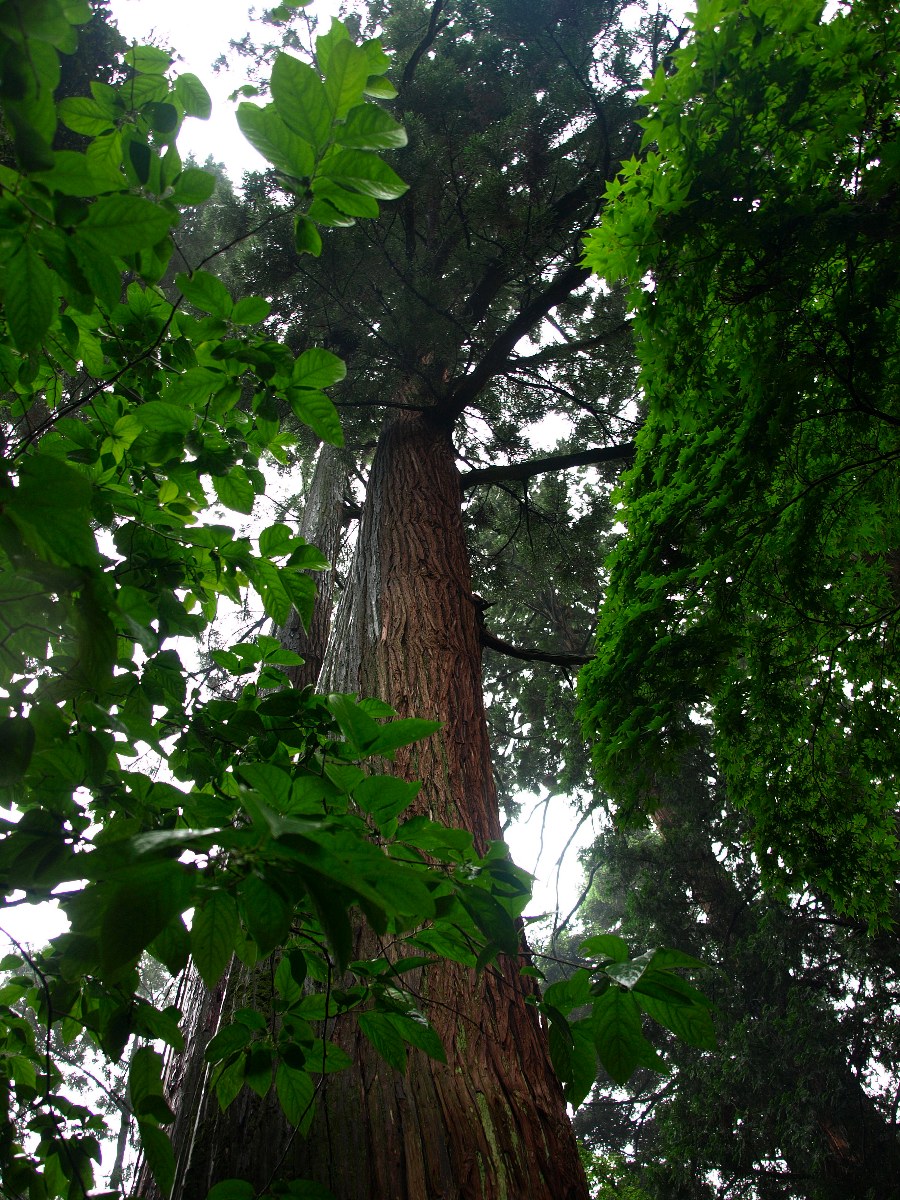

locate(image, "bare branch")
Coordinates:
461 442 635 489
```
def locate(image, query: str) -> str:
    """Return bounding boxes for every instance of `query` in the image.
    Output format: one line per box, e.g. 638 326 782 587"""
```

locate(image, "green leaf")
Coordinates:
174 72 212 119
327 693 381 751
77 195 172 255
138 1121 176 1198
294 214 323 257
270 52 332 151
232 296 271 325
0 717 35 786
335 104 407 150
275 1061 315 1130
171 167 217 206
191 890 239 988
236 103 315 178
286 389 344 446
321 148 407 199
323 39 370 120
591 987 646 1085
212 467 255 514
240 874 291 955
634 978 717 1050
385 1010 446 1063
57 96 115 136
369 718 442 755
214 1052 246 1111
125 44 173 74
580 933 629 962
354 775 420 826
292 347 347 389
3 244 55 350
205 1023 252 1065
359 1011 406 1073
130 1047 166 1116
100 861 195 971
207 1182 255 1200
176 270 233 318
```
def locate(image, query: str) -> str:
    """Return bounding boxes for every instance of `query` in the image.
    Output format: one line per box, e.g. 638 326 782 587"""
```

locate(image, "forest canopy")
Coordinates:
580 0 900 925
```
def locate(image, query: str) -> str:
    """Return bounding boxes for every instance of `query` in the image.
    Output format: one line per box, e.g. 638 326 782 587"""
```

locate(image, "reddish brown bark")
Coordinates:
151 402 589 1200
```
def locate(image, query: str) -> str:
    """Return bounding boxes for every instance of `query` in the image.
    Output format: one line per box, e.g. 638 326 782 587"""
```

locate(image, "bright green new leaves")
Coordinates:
580 0 900 924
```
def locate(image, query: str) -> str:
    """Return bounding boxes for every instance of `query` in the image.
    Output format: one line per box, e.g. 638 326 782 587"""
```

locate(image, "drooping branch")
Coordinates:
460 442 635 490
479 626 591 667
445 261 592 419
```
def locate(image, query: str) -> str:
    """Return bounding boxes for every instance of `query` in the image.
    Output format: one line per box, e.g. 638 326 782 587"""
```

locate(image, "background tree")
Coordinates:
562 744 900 1199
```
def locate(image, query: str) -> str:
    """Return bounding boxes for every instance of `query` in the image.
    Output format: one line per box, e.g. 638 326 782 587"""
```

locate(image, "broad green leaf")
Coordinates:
191 890 239 988
310 177 379 219
292 347 346 389
212 466 255 514
240 874 291 955
77 194 172 255
214 1052 246 1111
327 693 381 751
354 775 420 826
174 72 212 119
232 295 271 325
205 1023 252 1065
137 1121 176 1198
294 214 323 256
270 52 332 151
100 860 195 970
0 717 35 786
236 103 315 178
385 1010 446 1063
176 269 233 318
125 44 173 73
207 1182 255 1200
275 1061 315 1130
358 1011 406 1073
323 39 370 120
579 933 629 962
137 401 195 434
3 244 55 350
335 104 407 150
321 148 407 199
591 986 646 1085
286 389 344 447
130 1047 166 1116
57 96 115 136
171 167 217 206
369 718 442 755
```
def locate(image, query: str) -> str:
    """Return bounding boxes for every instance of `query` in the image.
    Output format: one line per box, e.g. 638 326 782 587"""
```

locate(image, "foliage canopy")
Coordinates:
580 0 900 924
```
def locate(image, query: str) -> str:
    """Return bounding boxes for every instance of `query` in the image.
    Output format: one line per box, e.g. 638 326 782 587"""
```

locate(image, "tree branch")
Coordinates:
445 261 592 419
460 442 635 489
401 0 451 87
480 626 592 667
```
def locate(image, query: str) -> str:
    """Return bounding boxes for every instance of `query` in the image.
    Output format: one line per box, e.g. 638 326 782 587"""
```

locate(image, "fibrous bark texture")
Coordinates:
149 402 588 1200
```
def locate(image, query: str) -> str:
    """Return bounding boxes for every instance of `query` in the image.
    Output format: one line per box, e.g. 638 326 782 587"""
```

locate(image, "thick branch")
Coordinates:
401 0 451 86
460 442 635 490
446 261 591 419
480 627 591 667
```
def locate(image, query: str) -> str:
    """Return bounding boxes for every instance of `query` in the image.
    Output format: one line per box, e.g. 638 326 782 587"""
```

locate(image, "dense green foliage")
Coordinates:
0 3 713 1197
580 0 900 924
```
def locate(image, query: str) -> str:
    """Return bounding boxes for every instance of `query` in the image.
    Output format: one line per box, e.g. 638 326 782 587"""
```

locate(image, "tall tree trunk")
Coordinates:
149 401 589 1200
277 442 349 689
